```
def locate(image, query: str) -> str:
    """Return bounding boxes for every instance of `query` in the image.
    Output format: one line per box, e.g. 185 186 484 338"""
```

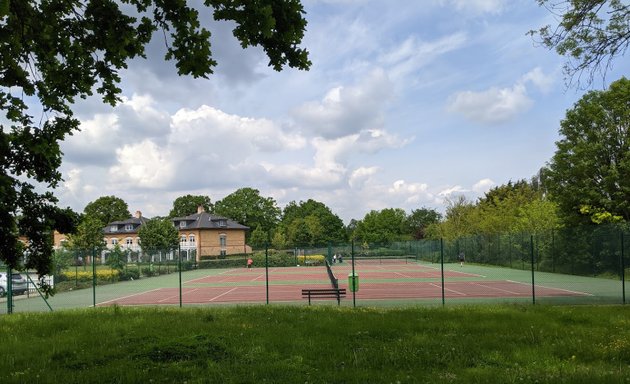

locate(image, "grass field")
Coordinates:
0 305 629 383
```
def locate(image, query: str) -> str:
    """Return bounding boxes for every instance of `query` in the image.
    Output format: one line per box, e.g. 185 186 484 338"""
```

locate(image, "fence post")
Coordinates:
178 243 182 308
351 240 356 308
7 265 13 314
551 230 555 273
621 231 626 305
92 247 97 308
440 238 445 307
530 235 536 305
265 244 269 305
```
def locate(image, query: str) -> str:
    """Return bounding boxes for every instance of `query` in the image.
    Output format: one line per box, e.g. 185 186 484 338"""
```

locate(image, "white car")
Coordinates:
0 272 28 297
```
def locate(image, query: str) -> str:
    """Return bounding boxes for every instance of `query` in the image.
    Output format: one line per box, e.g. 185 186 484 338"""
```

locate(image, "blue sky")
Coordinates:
54 0 621 223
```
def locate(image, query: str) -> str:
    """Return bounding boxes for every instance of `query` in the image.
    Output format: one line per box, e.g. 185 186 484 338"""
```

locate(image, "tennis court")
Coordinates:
96 260 592 306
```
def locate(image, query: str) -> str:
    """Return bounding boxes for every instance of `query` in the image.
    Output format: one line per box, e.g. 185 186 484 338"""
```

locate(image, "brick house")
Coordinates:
172 205 250 259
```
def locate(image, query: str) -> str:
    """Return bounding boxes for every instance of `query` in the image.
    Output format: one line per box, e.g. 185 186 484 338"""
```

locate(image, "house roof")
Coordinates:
103 216 150 234
171 212 249 230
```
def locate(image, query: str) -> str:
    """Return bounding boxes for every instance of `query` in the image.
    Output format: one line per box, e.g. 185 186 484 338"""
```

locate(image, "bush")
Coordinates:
197 258 248 269
119 269 140 281
292 254 325 266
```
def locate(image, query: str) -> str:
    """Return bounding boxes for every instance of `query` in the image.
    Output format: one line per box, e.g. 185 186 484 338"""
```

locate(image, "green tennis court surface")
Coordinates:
3 260 625 312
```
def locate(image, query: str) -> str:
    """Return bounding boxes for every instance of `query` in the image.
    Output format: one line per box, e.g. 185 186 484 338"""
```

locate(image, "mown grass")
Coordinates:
1 305 629 383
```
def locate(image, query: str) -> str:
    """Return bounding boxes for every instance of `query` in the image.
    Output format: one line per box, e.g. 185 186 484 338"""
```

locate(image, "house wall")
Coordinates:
197 229 248 259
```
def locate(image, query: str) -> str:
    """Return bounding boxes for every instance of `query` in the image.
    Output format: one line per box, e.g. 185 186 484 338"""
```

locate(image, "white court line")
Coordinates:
472 282 520 295
394 271 413 279
506 280 593 296
429 282 466 296
158 288 199 303
97 288 163 305
208 287 239 302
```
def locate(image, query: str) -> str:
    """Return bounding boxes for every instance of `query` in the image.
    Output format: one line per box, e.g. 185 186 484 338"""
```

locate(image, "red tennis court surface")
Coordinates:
98 265 590 306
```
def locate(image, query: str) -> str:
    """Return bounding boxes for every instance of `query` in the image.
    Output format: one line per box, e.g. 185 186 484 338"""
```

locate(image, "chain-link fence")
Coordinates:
2 224 628 313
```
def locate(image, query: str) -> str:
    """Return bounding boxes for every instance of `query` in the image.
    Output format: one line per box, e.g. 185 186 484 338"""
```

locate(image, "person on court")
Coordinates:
458 252 465 267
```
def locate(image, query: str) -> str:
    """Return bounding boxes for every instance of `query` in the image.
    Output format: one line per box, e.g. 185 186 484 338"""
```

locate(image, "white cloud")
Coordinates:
446 0 505 14
472 178 495 193
109 140 175 189
349 166 379 188
380 33 467 80
521 67 555 93
292 69 394 139
438 185 467 197
447 82 532 124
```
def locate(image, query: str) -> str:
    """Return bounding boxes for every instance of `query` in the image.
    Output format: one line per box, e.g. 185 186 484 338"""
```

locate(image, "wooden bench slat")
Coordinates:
301 288 346 305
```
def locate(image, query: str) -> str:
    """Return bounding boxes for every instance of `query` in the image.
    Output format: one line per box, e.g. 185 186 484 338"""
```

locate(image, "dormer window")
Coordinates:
219 220 227 227
179 221 187 228
110 225 118 232
125 224 133 231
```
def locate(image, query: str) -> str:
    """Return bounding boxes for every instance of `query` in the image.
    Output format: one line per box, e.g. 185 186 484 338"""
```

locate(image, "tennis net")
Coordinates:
325 259 339 288
353 256 416 265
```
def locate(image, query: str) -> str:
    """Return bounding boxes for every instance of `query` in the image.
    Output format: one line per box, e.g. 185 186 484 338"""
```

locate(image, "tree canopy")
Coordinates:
214 188 281 235
0 1 310 280
83 196 131 227
138 218 179 251
169 195 213 218
280 199 347 246
543 77 630 225
530 0 630 88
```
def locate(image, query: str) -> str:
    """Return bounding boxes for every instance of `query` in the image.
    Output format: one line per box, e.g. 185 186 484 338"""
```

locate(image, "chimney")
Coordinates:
135 210 142 219
197 205 205 214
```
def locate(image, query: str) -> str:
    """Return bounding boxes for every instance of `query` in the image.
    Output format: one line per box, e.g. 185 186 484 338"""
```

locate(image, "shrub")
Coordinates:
119 269 140 281
293 254 325 266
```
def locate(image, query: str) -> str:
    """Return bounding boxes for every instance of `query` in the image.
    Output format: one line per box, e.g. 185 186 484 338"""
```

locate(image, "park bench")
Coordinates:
302 288 346 305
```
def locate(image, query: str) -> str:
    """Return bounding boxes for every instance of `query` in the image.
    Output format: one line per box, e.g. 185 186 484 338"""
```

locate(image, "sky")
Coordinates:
52 0 623 224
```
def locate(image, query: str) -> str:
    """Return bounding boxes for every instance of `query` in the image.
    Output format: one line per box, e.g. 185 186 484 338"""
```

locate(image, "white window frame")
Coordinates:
125 224 133 231
110 225 118 232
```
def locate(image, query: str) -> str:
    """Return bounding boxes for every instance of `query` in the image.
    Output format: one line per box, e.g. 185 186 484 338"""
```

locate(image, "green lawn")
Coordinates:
1 305 629 383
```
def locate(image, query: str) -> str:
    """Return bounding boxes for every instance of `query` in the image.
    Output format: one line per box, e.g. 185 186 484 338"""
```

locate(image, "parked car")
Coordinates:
0 272 28 297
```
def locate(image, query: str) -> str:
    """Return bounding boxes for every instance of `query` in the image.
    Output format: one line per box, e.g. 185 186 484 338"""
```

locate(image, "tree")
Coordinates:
530 0 630 88
543 77 630 225
353 208 409 244
138 218 179 252
169 195 213 218
83 196 131 227
405 208 442 239
281 199 346 245
0 1 310 279
214 188 281 236
67 215 106 252
249 226 269 250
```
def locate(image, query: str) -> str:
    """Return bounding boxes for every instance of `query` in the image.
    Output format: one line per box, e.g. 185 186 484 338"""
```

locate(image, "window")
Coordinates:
180 235 187 244
111 239 118 245
125 224 133 231
188 235 195 244
126 238 133 247
218 220 227 227
219 234 227 249
179 221 187 228
110 225 118 232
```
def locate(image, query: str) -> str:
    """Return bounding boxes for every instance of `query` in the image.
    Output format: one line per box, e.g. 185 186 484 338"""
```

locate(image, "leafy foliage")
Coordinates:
0 0 310 280
83 196 131 227
214 187 281 238
169 195 213 218
543 77 630 225
138 218 179 252
530 0 630 88
280 199 347 246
